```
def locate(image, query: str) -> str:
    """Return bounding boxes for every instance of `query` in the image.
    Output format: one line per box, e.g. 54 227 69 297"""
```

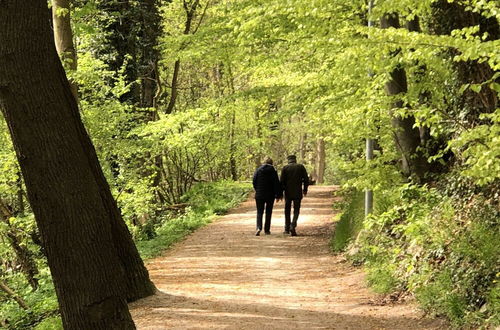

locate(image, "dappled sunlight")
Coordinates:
130 186 445 329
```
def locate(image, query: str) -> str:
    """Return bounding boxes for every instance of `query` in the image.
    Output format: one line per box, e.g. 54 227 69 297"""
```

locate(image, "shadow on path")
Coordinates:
130 186 447 329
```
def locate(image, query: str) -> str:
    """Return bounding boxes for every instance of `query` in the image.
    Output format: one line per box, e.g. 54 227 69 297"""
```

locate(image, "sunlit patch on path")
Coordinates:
130 186 446 329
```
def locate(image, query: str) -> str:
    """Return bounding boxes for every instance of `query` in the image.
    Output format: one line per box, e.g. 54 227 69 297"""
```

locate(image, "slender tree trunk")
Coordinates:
226 62 238 180
310 159 318 183
0 2 152 327
165 60 181 114
52 0 78 103
165 0 200 114
299 133 307 164
138 0 166 207
16 170 24 214
229 109 238 180
315 138 325 184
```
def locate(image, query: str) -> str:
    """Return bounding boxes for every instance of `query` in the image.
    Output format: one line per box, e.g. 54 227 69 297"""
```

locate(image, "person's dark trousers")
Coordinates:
256 198 275 233
284 198 302 231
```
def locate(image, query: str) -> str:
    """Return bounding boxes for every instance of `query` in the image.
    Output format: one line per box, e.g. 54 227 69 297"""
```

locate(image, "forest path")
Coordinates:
130 186 445 329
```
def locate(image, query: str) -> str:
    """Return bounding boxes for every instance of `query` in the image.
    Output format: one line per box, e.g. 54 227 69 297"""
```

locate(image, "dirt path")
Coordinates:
130 186 446 329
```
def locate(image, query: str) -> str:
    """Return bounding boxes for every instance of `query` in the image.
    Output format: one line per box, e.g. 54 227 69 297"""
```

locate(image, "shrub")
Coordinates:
337 183 500 327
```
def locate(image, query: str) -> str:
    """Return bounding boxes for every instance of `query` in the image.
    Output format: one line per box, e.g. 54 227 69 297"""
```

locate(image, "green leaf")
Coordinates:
470 84 482 93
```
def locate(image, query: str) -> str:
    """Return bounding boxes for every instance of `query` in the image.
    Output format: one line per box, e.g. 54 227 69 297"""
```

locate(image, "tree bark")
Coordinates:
229 109 238 180
0 2 152 327
52 0 78 103
226 61 238 181
299 133 307 164
139 0 161 114
315 138 325 184
429 1 499 123
381 14 428 181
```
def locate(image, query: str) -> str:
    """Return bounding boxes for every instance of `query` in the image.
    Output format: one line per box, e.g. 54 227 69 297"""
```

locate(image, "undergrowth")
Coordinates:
137 181 251 259
332 183 500 328
0 181 251 329
330 190 364 253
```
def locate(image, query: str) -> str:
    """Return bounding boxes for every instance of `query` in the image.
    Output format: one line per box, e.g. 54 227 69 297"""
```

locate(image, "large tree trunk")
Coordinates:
52 0 78 103
0 2 153 327
381 14 428 181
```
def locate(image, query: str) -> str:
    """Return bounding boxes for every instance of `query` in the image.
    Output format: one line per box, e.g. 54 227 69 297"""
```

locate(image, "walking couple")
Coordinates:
252 155 308 237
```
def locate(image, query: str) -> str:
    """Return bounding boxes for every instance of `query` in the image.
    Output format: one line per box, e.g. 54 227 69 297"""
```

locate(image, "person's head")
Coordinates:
287 155 297 163
264 157 273 165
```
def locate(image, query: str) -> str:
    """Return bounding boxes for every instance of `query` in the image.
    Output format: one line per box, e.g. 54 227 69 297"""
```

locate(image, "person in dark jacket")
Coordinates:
252 157 282 236
280 155 308 236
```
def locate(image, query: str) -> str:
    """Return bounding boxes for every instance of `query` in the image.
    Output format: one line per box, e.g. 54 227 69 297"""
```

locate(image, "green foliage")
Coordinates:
34 316 63 330
366 260 400 294
346 184 499 327
0 181 250 327
0 0 498 328
136 209 214 260
1 270 59 330
450 108 500 185
137 181 250 259
181 181 250 214
330 190 364 252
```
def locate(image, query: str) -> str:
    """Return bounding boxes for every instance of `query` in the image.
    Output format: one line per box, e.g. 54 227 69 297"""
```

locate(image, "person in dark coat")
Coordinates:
280 155 308 236
252 157 282 236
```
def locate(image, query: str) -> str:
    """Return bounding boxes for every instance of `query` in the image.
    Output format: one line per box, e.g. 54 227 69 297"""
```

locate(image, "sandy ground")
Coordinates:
130 186 447 329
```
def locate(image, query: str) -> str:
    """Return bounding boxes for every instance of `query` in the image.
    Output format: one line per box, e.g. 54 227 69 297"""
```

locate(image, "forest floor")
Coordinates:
129 186 447 329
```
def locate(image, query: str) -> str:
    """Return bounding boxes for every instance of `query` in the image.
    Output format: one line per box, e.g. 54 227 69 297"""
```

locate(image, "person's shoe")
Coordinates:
265 231 271 235
283 230 290 235
290 229 297 236
255 230 261 236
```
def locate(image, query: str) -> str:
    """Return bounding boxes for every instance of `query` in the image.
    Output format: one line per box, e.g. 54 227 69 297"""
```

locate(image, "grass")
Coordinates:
330 190 364 253
136 181 251 259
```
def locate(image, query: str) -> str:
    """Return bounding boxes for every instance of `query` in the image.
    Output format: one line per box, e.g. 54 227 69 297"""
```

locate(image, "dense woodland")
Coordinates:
0 0 499 328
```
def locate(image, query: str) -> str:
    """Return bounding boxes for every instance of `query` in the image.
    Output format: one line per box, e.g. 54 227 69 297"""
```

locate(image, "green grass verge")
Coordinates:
330 190 364 253
340 184 500 328
136 181 251 260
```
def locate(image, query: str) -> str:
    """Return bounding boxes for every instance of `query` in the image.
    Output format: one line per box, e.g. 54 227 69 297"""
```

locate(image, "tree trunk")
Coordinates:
137 0 167 209
16 170 24 214
52 0 78 103
299 133 307 164
430 1 499 123
381 14 428 181
229 109 238 180
165 0 200 114
0 2 152 327
315 138 325 184
226 61 238 181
